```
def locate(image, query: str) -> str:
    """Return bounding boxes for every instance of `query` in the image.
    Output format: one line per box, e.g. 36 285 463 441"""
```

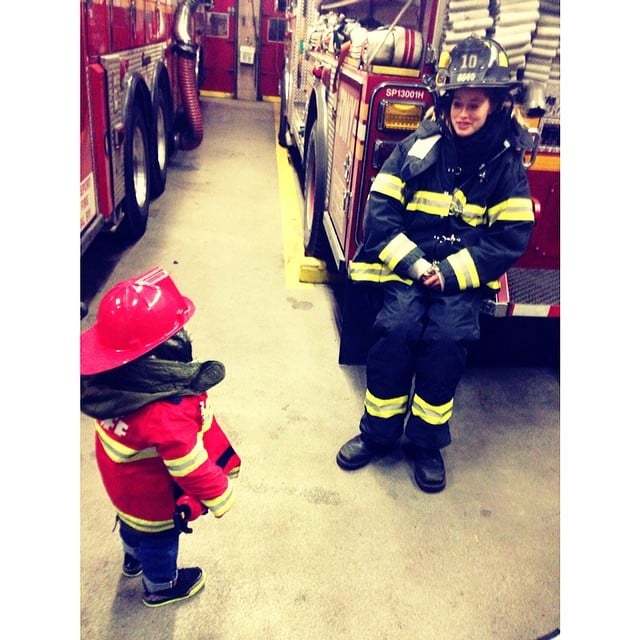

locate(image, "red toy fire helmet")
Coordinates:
80 266 195 375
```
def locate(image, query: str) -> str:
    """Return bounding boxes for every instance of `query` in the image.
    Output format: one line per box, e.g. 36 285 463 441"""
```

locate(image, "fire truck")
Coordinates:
80 0 210 255
278 0 560 364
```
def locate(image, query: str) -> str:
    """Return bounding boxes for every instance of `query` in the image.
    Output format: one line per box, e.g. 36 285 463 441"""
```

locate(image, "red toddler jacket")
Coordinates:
94 392 240 533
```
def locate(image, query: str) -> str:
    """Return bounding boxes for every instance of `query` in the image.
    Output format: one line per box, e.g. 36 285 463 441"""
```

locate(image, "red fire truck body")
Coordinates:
278 0 560 363
80 0 208 255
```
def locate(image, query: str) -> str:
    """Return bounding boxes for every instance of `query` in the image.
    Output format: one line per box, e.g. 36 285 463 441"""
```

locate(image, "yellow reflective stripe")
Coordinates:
371 172 405 204
364 389 409 419
203 484 235 517
227 466 241 479
407 134 440 159
407 190 450 216
411 394 454 425
485 279 500 290
379 233 417 269
116 511 175 533
487 197 534 225
349 261 385 281
165 436 209 478
349 261 412 284
95 421 158 463
449 190 486 226
450 189 467 213
448 248 480 289
458 203 486 226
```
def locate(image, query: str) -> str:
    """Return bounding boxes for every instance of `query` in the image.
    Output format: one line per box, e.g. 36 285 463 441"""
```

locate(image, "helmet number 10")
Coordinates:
458 53 478 70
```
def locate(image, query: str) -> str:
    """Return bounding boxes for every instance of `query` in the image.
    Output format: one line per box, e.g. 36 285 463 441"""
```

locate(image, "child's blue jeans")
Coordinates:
118 520 180 593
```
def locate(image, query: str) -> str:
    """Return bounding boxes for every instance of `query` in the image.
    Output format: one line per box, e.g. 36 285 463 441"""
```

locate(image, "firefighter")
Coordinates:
80 266 240 607
337 36 536 493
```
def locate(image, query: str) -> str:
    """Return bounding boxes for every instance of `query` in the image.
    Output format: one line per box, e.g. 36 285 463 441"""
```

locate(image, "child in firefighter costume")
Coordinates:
80 266 240 607
337 36 536 492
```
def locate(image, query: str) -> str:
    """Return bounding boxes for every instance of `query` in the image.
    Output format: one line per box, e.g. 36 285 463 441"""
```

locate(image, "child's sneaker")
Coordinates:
142 568 205 608
122 553 142 577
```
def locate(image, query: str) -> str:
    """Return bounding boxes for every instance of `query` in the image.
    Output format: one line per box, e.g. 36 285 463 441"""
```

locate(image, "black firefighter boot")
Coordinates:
413 447 446 493
336 435 395 471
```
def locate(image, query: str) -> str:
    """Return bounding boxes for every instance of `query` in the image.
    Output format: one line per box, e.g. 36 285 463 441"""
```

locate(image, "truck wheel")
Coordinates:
303 122 327 257
151 89 170 198
277 68 289 148
120 100 151 242
196 44 205 90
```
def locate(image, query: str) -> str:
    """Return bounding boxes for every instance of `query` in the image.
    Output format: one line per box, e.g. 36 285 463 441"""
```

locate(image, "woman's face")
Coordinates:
450 88 492 137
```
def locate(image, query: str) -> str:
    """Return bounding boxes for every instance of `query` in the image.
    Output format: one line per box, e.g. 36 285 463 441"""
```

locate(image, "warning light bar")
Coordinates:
377 101 426 131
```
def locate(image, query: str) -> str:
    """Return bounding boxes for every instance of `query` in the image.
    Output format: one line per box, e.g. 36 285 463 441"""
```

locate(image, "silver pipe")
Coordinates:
173 0 203 56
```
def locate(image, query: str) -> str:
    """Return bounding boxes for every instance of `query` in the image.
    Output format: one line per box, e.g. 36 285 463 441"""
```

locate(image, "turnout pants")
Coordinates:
360 281 482 450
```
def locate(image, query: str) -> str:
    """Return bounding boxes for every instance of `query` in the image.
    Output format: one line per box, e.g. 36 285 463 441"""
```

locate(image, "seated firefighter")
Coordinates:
337 36 536 493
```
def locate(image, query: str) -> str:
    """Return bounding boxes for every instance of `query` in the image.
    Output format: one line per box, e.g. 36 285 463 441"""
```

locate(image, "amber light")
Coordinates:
378 102 425 131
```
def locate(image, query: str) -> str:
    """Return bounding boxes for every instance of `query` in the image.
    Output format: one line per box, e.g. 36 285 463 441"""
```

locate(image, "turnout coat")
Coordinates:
348 110 536 293
81 357 240 533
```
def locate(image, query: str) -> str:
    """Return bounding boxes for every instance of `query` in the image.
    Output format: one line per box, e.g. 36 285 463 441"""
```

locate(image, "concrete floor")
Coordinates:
79 97 560 639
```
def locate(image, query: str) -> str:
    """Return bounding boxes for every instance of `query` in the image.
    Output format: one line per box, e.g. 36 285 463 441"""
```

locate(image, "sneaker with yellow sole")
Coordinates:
142 568 205 608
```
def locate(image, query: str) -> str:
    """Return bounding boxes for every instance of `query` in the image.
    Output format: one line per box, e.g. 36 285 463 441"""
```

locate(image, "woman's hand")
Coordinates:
420 270 443 290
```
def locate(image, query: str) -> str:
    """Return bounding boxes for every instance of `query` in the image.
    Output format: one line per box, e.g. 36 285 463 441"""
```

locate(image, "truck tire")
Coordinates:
277 68 289 148
151 88 170 198
196 44 205 90
120 99 151 242
303 122 327 257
